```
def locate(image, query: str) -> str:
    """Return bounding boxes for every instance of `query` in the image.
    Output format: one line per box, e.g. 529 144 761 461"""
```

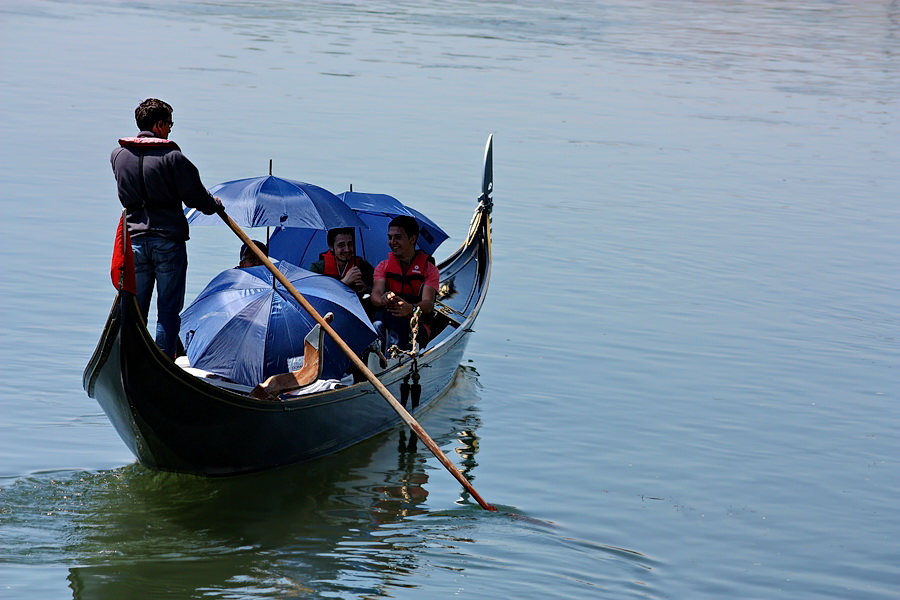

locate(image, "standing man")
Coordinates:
371 216 440 350
111 98 222 358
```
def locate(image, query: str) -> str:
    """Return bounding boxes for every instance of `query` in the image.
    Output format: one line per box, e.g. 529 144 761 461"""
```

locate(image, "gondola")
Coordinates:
82 136 493 477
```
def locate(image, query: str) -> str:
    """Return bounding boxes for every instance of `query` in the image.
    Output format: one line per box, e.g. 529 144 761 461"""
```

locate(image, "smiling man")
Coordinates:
371 216 440 350
310 227 374 297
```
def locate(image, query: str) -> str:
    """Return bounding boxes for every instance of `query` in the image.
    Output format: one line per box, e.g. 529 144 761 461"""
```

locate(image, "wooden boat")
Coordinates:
82 136 493 477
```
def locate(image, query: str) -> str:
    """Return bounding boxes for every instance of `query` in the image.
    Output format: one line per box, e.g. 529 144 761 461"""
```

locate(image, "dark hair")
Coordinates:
135 98 173 131
240 240 268 261
327 227 355 248
388 215 419 239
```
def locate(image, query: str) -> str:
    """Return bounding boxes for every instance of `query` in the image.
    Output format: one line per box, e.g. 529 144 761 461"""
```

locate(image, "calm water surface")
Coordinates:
1 1 898 598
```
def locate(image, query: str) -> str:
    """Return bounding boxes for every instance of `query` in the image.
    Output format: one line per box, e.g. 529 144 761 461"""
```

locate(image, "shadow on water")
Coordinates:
1 367 489 598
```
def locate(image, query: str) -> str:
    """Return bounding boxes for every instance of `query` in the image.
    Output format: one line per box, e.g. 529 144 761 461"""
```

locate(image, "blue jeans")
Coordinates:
374 310 431 352
132 236 187 358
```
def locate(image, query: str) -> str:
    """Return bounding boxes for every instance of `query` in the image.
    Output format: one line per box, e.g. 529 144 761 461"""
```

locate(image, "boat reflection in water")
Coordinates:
65 366 485 599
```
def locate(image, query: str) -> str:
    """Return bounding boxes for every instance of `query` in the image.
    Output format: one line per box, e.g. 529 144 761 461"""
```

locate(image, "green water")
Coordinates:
1 1 898 598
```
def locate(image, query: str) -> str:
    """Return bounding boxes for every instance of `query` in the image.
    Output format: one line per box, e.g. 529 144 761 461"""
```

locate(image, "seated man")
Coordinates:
310 227 375 309
371 216 440 351
236 240 268 268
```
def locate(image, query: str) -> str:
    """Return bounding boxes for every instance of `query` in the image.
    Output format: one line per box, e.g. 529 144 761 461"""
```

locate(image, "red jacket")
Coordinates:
383 251 432 303
321 251 364 279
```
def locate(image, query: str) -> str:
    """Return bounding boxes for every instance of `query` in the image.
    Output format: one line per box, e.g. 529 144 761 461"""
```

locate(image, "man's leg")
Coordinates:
151 239 188 358
131 237 155 323
382 312 413 351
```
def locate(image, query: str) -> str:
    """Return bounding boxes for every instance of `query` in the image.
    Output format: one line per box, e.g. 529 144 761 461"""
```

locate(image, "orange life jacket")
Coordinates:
384 251 431 303
321 251 363 279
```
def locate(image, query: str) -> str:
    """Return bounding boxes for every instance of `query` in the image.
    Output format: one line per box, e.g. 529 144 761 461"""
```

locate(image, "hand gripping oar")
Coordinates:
218 210 496 511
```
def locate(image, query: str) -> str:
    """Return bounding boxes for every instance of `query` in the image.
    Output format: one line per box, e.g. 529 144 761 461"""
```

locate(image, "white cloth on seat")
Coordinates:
177 355 342 397
175 355 233 381
281 379 344 396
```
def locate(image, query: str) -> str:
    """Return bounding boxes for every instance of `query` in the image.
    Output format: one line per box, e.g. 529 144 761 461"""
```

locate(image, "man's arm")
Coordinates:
416 262 440 314
170 151 220 214
416 284 436 314
357 260 375 294
371 277 388 307
370 261 389 306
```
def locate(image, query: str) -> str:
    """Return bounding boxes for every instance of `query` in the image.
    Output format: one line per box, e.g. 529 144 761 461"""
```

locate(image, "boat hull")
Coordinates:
84 195 491 477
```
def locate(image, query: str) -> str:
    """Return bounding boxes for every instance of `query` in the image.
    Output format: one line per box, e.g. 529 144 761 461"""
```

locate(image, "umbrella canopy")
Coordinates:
185 175 368 230
179 261 377 386
267 191 450 269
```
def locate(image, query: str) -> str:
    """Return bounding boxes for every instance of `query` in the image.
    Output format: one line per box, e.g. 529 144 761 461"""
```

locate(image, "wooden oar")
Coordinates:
218 210 496 511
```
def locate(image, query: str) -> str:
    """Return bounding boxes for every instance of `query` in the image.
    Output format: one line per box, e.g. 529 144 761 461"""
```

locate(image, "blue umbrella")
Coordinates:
267 191 450 269
179 261 377 386
185 175 368 230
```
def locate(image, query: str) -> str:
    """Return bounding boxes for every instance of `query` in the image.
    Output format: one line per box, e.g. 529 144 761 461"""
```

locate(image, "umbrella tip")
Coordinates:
269 159 273 176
